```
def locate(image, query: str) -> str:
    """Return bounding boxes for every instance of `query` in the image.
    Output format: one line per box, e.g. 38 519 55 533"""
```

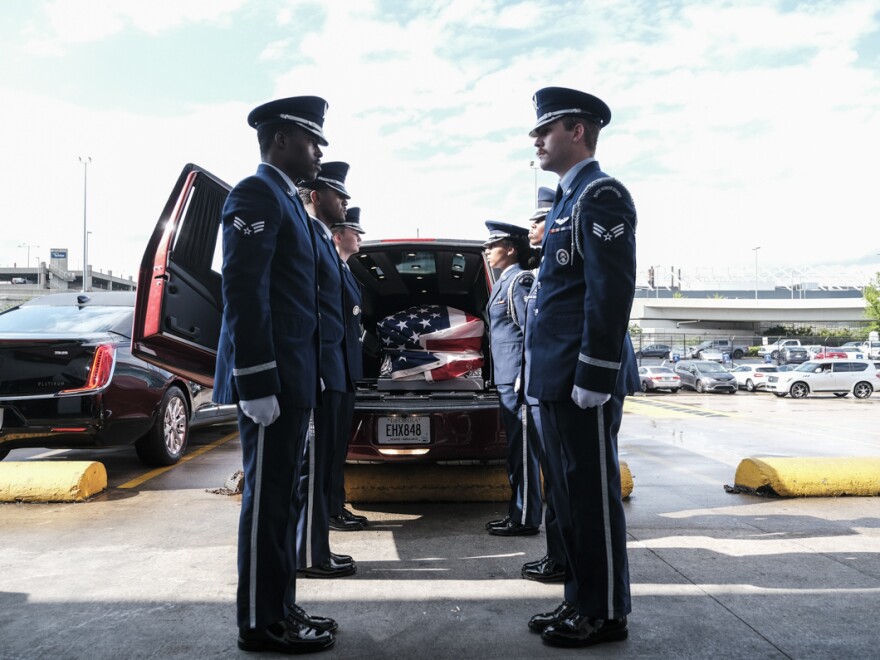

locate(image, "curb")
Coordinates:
0 461 107 502
734 456 880 497
345 461 634 502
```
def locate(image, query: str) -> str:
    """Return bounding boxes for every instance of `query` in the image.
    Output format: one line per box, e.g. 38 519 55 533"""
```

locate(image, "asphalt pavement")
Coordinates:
1 391 879 659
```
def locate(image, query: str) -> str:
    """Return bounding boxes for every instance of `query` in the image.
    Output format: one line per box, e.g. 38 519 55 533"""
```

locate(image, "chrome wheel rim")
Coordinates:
164 396 187 454
791 383 808 399
854 383 872 399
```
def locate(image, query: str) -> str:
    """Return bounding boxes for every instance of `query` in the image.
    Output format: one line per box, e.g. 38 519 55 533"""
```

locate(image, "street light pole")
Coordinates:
752 246 761 300
17 243 39 267
78 156 92 292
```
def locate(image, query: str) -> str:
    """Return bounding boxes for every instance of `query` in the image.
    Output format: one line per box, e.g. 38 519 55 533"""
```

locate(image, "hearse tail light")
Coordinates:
60 344 116 394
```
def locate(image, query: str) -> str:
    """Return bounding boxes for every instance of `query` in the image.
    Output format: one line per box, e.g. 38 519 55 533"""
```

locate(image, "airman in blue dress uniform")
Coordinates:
215 96 336 654
329 206 367 529
295 162 360 578
483 221 543 537
524 87 639 649
519 186 566 584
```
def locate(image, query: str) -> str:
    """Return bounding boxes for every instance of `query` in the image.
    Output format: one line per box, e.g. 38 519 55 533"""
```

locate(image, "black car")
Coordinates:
635 343 671 359
130 164 507 465
777 346 810 365
0 292 237 465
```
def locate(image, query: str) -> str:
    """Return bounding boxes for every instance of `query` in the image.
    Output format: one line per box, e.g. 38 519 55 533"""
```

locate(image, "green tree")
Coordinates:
865 272 880 332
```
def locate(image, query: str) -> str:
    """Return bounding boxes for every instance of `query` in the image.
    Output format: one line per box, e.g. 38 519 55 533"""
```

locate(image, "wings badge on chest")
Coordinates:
592 222 625 242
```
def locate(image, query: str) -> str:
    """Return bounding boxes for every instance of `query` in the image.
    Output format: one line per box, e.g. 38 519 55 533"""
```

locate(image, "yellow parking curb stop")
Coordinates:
0 461 107 503
621 460 633 499
733 456 880 497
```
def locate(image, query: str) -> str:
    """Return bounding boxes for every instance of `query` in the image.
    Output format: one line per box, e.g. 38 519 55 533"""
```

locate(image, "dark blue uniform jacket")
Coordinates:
341 263 364 386
527 160 639 399
488 265 533 386
313 219 348 393
213 163 320 408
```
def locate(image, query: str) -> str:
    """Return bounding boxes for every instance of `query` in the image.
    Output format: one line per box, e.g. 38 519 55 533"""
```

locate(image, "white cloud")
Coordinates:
3 0 880 278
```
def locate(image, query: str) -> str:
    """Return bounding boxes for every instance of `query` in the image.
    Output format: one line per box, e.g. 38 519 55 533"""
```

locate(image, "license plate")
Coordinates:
377 416 431 444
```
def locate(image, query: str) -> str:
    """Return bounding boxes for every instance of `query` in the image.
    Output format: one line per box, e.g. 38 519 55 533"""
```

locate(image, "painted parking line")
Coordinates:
625 397 731 419
118 430 239 489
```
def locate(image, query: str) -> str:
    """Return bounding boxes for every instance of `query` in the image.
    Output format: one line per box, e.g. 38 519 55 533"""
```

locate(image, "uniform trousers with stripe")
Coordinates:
236 401 310 630
498 383 542 528
528 403 565 565
539 394 631 619
295 389 343 569
329 391 355 517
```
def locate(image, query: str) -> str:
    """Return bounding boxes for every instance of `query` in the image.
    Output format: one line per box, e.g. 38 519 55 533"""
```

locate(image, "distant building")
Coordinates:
0 247 135 310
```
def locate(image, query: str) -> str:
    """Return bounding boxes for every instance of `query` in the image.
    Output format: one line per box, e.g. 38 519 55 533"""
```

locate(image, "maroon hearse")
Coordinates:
131 164 505 465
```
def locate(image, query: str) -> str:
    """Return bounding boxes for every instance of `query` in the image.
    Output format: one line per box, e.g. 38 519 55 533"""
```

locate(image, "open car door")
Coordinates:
132 164 231 387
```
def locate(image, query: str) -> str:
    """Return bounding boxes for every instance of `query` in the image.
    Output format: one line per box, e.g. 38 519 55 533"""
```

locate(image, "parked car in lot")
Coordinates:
813 349 847 359
776 345 810 365
673 360 737 393
130 164 507 465
636 344 672 360
837 346 867 360
730 364 778 392
860 340 880 359
0 292 237 464
638 366 681 392
635 344 672 359
688 339 747 360
766 359 879 399
758 339 802 360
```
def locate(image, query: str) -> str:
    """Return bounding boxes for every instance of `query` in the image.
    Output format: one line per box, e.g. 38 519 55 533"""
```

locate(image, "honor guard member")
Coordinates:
520 186 565 584
329 206 368 529
295 162 360 578
524 87 639 649
483 221 543 537
217 96 335 654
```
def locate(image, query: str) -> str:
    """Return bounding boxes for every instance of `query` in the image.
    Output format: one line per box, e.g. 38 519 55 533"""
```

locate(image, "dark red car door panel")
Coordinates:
132 164 230 387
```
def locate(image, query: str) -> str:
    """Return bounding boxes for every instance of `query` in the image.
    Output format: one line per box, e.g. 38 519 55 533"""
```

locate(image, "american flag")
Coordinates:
377 305 484 381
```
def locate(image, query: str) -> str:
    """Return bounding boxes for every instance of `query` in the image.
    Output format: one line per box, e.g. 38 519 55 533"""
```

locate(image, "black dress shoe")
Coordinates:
329 515 364 532
521 554 548 571
521 557 565 583
528 601 577 633
542 614 628 648
299 557 357 579
330 551 353 564
484 515 510 531
338 507 368 524
287 603 338 633
238 620 334 654
488 520 539 536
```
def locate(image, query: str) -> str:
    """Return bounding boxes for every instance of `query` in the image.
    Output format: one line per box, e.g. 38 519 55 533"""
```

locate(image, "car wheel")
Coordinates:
635 351 643 359
789 382 809 399
745 379 755 392
732 349 744 359
640 380 649 393
695 351 704 360
135 385 190 466
853 382 873 399
774 392 787 397
670 387 679 393
695 380 705 393
771 350 780 360
834 392 848 398
728 389 737 394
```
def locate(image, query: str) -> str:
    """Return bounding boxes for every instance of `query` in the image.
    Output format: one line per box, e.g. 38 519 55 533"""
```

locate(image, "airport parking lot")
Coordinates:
1 391 879 659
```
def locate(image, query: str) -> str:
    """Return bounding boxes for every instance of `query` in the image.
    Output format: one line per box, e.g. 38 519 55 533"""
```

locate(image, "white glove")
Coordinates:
239 395 281 427
513 376 521 394
571 385 610 409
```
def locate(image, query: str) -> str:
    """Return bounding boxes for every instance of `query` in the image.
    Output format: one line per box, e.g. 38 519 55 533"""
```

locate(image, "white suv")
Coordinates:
766 359 879 399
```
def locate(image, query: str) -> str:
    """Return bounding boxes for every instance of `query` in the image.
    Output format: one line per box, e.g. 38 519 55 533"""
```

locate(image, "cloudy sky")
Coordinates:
1 0 879 285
